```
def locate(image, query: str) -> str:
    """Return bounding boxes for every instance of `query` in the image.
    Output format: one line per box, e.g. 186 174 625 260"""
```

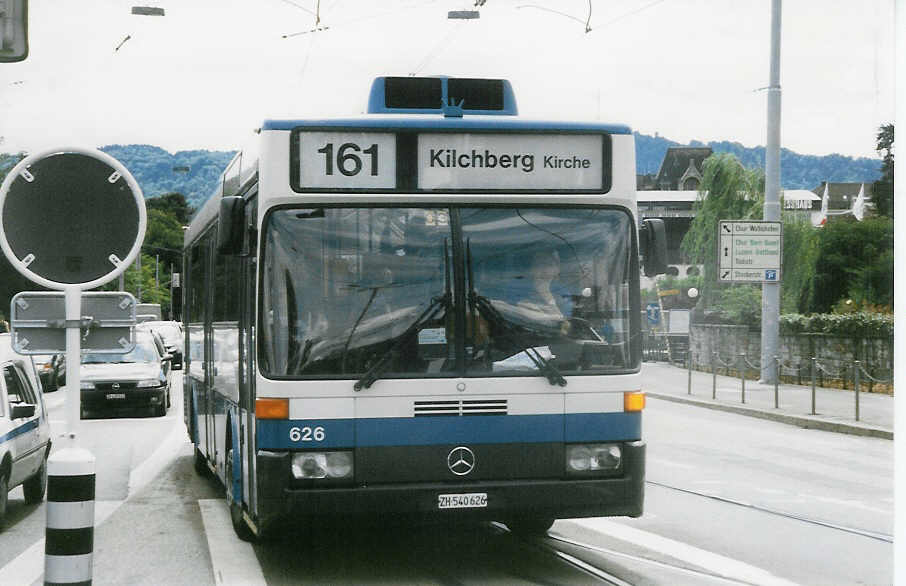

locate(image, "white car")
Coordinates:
138 321 183 370
0 334 51 527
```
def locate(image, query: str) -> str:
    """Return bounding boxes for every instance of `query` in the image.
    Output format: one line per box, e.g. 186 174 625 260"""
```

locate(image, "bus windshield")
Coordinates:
260 206 636 381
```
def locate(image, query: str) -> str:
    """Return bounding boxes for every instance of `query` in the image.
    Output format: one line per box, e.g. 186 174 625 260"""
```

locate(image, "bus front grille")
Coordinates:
413 399 507 417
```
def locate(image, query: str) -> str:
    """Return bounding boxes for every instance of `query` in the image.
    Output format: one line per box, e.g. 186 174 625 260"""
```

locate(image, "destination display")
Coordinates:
292 130 608 192
417 133 604 190
297 131 397 189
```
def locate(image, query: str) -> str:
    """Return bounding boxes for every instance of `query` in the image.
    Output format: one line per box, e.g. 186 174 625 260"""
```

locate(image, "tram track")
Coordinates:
492 521 757 585
647 480 893 543
489 522 634 585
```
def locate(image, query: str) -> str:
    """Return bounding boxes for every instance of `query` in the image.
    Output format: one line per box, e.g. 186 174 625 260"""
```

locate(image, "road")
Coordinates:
0 373 893 585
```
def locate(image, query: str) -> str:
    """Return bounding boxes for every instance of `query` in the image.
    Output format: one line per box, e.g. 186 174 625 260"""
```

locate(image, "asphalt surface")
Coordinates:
641 360 893 440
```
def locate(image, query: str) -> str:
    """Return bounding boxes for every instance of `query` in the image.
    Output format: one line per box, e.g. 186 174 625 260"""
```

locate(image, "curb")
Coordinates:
646 392 893 440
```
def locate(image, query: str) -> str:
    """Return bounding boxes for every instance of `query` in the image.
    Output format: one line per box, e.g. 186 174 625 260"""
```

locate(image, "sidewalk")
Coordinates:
641 361 893 439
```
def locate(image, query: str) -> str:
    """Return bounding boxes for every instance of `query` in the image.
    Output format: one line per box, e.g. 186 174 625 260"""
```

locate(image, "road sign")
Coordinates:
718 221 782 283
0 147 146 290
646 303 660 326
10 292 137 354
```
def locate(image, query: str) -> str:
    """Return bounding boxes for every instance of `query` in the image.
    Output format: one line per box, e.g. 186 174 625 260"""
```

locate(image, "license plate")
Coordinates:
438 493 487 509
106 393 126 400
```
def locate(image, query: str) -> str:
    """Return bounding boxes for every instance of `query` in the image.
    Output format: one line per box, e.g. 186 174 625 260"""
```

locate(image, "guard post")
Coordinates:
0 147 146 585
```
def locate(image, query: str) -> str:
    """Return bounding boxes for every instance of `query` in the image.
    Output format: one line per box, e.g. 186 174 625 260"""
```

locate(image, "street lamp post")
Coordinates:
760 0 782 383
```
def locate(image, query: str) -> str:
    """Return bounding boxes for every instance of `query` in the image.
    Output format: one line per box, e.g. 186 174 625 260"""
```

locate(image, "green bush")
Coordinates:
780 312 893 338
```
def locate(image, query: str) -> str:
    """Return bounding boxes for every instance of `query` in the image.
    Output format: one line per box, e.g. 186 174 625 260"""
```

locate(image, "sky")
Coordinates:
0 0 896 160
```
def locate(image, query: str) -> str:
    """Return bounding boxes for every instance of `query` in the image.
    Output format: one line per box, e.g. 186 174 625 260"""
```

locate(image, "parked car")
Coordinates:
0 334 51 527
138 321 183 370
79 331 172 418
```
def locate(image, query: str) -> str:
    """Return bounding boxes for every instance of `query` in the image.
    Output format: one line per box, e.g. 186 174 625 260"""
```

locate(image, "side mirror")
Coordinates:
0 0 28 63
10 403 35 419
640 218 668 277
217 196 246 255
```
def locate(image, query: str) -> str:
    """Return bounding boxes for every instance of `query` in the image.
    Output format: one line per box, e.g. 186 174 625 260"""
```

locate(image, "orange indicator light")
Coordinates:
623 391 646 412
256 398 289 419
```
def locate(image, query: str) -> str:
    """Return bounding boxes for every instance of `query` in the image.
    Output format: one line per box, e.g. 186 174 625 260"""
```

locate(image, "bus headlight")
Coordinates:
291 451 354 480
80 381 95 390
566 443 622 474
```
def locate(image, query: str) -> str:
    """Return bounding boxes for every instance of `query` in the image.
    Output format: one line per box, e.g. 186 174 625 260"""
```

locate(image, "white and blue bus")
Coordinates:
183 76 667 540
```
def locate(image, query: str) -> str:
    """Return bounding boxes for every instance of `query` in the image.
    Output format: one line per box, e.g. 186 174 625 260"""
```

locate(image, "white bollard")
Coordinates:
44 447 96 586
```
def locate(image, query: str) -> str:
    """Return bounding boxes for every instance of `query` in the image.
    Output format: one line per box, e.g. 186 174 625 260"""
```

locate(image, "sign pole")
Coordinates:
63 285 81 445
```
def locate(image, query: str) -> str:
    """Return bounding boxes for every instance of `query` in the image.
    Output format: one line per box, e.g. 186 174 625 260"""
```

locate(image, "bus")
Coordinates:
183 76 667 540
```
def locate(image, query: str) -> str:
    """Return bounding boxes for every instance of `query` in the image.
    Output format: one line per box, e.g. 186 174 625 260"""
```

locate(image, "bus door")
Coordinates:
239 197 257 514
186 231 213 462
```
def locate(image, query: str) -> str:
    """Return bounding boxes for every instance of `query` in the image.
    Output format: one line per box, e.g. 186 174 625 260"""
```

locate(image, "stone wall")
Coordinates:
689 324 893 384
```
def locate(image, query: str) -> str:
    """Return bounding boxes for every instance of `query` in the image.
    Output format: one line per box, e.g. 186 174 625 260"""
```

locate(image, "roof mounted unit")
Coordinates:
367 76 518 116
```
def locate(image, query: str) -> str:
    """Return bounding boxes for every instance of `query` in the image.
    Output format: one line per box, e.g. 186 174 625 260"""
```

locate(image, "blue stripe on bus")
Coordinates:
256 412 640 450
0 419 39 445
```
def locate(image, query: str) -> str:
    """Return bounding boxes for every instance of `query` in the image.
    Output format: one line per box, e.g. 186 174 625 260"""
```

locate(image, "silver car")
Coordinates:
79 331 172 418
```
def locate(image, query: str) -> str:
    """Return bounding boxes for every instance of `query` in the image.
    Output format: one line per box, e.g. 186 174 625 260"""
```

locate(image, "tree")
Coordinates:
146 192 193 225
779 212 819 313
871 124 894 218
680 153 764 317
810 216 893 312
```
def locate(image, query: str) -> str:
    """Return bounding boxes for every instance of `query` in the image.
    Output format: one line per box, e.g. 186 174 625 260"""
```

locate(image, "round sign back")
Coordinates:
0 148 146 290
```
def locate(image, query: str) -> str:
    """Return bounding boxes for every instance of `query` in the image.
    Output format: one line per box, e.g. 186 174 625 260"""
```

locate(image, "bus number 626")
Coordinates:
317 142 379 177
289 426 325 442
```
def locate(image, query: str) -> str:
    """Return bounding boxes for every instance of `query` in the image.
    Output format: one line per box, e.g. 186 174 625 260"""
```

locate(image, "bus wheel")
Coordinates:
225 447 256 542
505 517 554 536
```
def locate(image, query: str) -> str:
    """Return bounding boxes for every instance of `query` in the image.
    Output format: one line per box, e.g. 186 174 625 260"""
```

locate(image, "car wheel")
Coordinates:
225 447 255 542
154 396 166 417
0 473 8 530
23 456 48 504
505 517 555 536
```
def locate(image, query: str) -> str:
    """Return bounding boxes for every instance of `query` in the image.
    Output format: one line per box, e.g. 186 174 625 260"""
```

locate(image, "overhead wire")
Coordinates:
409 19 467 76
590 0 665 32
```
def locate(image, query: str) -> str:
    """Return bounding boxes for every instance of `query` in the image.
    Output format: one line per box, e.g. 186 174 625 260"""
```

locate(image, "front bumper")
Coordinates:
81 386 167 411
255 441 644 530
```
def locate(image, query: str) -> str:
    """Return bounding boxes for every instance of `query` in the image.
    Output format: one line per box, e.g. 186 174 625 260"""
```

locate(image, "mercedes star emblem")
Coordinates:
447 446 476 476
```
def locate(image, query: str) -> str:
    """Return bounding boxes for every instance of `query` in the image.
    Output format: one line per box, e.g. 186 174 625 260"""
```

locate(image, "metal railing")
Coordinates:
683 352 892 423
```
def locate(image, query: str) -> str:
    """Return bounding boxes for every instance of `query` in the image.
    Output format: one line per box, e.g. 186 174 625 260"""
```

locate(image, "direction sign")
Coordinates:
0 147 146 290
10 292 137 354
718 221 782 283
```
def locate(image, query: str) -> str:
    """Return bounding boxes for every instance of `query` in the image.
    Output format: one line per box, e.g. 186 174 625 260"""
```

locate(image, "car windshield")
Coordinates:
260 206 636 380
82 341 159 364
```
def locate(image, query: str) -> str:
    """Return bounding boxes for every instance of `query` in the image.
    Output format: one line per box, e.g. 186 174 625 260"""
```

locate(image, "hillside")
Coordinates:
2 135 883 212
98 145 236 210
635 133 882 188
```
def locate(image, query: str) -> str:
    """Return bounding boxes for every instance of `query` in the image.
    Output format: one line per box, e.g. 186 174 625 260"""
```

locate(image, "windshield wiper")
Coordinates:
470 292 567 387
354 293 450 391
